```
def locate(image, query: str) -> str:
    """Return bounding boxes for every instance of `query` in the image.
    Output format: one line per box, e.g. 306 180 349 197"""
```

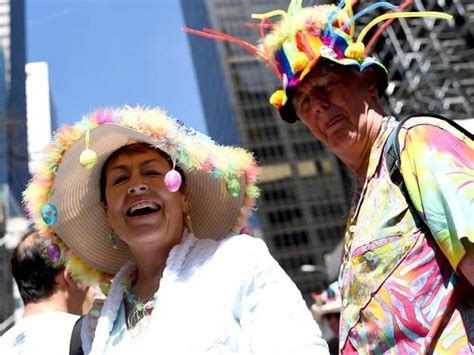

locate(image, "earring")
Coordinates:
184 214 193 233
108 231 119 249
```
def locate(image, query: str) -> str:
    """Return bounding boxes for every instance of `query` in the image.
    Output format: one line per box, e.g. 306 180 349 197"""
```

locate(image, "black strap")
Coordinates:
69 315 85 355
385 113 473 186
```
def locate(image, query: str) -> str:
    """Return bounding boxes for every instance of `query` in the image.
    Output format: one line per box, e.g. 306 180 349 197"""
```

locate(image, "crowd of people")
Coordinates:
1 0 473 354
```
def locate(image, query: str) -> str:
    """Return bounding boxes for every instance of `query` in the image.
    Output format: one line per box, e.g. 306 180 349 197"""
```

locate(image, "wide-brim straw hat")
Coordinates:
23 107 260 284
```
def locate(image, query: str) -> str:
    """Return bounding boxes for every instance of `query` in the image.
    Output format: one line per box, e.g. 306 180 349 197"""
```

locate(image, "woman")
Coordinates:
24 107 328 354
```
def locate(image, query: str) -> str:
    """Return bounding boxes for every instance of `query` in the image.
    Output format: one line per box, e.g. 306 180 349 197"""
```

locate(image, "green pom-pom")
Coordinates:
227 178 241 198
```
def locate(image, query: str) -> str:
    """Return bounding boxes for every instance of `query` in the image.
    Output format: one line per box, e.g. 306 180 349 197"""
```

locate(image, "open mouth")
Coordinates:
126 201 161 217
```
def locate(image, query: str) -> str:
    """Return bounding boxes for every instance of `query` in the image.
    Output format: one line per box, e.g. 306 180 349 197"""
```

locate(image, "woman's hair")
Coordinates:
99 142 186 204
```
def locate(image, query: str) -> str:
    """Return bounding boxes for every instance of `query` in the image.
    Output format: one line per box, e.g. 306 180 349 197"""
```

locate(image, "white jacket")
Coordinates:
83 233 329 354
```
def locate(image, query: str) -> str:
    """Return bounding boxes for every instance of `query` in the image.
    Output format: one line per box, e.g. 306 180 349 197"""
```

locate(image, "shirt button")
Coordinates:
365 251 375 261
349 225 356 233
343 299 348 307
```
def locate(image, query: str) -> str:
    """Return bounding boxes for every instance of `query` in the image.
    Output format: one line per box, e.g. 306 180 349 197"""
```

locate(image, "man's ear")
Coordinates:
362 68 379 98
63 269 76 288
53 268 70 291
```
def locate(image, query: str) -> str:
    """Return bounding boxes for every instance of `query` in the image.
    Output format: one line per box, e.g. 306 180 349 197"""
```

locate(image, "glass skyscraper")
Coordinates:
0 0 27 330
181 0 351 302
0 0 28 207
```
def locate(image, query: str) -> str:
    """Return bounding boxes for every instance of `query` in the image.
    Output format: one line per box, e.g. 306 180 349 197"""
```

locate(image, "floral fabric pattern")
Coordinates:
339 116 474 354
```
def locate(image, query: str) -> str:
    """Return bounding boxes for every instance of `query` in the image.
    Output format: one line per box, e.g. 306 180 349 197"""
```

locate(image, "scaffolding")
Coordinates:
361 0 474 120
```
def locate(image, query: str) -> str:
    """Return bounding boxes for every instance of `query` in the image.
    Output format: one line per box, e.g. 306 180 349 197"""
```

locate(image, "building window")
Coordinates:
272 230 310 250
253 144 287 164
266 207 303 225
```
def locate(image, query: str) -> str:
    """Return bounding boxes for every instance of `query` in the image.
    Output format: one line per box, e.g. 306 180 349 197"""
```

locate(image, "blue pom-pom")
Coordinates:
41 203 58 225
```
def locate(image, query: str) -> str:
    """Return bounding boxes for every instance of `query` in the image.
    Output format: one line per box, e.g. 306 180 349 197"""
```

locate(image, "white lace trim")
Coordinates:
89 260 135 355
86 232 195 354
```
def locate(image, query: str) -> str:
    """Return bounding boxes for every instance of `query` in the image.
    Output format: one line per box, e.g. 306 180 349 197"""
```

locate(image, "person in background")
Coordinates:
311 282 341 355
0 229 95 355
184 0 474 353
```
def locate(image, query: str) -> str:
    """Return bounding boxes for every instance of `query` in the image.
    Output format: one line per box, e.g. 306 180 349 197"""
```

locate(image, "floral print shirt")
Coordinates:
339 116 474 354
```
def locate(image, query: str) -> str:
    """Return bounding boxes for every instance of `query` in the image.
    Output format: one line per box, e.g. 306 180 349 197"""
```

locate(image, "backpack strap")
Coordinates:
385 113 473 184
384 113 472 227
69 315 85 355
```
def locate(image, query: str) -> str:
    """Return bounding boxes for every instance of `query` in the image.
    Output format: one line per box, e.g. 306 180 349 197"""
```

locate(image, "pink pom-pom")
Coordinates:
240 226 254 236
164 169 182 192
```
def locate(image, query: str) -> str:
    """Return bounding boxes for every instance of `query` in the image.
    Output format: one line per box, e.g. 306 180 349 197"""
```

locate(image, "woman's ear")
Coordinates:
182 192 190 213
102 201 110 222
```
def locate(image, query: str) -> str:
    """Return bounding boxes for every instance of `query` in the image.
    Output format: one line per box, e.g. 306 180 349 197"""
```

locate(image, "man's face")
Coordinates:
291 64 378 155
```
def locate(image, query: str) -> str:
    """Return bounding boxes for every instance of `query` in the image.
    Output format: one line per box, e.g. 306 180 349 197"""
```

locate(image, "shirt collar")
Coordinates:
365 116 397 180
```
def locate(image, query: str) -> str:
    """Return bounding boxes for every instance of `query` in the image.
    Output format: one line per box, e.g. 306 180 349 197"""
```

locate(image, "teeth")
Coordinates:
129 202 159 214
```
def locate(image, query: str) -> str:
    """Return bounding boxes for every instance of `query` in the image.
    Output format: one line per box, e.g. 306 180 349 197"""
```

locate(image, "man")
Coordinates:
185 0 473 353
0 230 95 354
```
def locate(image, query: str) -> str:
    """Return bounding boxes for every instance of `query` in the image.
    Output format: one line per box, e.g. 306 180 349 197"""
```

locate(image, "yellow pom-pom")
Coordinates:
269 90 287 109
80 149 97 169
345 42 365 60
291 52 309 73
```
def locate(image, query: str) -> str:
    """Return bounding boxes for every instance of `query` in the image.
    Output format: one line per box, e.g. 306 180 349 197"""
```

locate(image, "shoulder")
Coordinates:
190 234 268 257
398 115 469 152
214 234 269 261
0 322 21 348
186 234 271 273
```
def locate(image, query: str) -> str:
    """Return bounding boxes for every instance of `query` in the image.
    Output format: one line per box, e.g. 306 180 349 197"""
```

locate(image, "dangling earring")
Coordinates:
108 231 119 249
184 213 193 233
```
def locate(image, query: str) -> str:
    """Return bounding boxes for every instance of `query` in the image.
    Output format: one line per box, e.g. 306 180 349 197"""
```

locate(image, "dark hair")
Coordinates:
100 142 186 204
10 230 64 304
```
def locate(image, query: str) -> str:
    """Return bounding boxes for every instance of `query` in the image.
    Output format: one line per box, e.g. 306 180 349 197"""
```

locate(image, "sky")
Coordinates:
26 0 207 133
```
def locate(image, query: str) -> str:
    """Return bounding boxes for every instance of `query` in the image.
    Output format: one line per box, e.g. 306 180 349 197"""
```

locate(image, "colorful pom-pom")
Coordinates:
227 178 241 198
79 149 98 169
46 243 61 263
41 203 58 225
291 52 309 73
145 302 154 312
240 226 254 236
100 280 112 296
164 169 182 192
345 42 365 60
269 90 287 109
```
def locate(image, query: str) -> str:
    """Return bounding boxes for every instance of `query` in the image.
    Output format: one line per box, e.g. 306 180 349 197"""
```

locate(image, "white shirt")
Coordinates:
83 233 329 354
0 311 79 355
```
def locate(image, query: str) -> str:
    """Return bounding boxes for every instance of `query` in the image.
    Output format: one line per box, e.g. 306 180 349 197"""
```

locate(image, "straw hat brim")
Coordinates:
49 124 245 275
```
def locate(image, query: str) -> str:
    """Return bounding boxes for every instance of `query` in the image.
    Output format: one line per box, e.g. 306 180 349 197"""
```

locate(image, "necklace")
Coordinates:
121 270 158 331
